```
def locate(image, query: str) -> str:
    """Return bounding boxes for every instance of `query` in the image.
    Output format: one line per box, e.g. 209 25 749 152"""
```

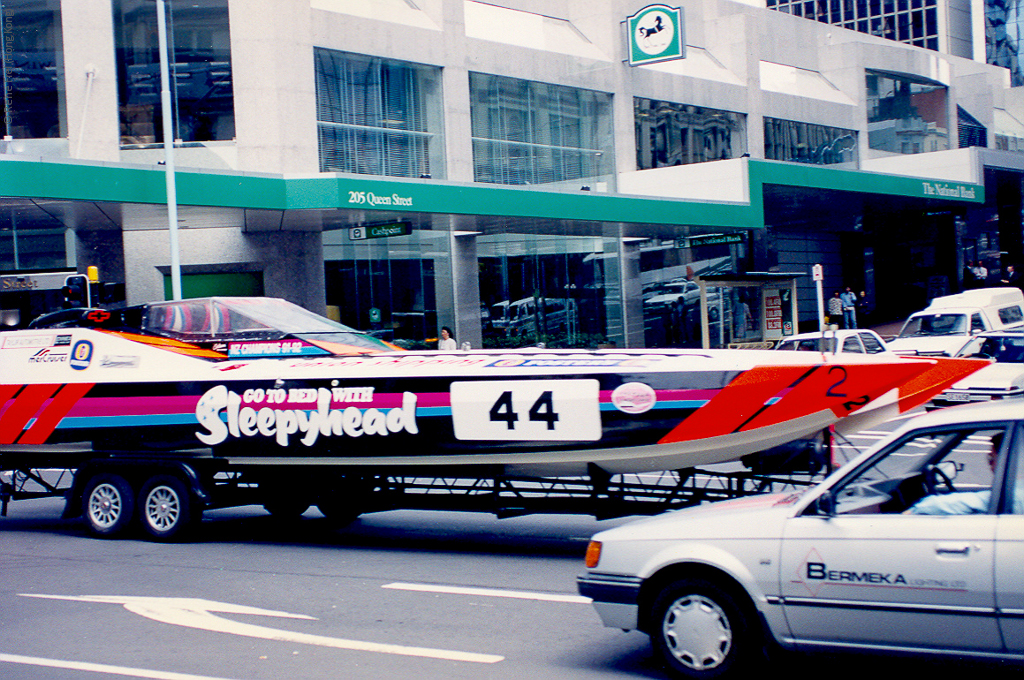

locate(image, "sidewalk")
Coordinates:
869 320 904 340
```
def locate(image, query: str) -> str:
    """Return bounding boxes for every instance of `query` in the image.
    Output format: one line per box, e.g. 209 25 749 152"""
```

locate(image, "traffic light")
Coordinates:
61 277 88 308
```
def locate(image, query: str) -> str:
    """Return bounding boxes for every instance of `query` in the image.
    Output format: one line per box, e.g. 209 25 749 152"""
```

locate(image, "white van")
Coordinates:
887 287 1024 356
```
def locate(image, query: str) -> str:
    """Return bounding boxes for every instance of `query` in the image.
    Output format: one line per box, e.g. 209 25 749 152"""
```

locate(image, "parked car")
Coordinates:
774 329 889 354
578 400 1024 677
887 287 1024 356
931 329 1024 407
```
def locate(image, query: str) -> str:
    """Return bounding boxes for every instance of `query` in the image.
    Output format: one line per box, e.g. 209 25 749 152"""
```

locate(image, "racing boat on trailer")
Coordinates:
0 297 986 477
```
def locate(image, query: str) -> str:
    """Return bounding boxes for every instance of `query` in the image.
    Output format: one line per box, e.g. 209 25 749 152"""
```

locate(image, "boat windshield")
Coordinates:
898 313 968 338
144 297 392 352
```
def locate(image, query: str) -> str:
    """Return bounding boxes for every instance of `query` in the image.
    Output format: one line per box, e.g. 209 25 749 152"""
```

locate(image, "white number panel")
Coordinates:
450 379 601 441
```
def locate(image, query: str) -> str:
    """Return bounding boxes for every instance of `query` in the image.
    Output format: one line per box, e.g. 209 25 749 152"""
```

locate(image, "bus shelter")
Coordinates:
697 273 802 349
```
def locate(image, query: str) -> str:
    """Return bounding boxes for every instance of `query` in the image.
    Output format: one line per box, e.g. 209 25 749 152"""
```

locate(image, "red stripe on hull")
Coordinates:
17 383 95 445
0 384 60 445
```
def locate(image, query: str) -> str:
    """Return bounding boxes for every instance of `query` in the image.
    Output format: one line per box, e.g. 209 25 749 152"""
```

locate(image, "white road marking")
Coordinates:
383 582 592 604
19 594 503 664
0 652 240 680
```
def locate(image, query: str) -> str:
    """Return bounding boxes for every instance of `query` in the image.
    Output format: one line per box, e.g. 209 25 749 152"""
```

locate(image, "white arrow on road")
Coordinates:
20 594 503 664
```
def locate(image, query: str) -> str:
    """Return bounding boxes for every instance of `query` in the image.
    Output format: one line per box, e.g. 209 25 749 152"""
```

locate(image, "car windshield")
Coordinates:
898 313 968 338
956 335 1024 362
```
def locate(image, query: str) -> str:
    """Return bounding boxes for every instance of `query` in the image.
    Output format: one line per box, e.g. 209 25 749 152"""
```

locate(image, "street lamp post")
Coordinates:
157 0 182 300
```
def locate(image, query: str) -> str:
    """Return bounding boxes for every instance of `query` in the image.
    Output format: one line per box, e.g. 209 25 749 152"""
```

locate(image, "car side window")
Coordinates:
971 313 986 333
828 427 1004 516
860 333 886 353
842 337 863 353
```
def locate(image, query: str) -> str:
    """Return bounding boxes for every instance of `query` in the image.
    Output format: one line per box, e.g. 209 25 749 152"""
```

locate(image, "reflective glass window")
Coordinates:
315 49 445 178
478 230 616 349
988 0 1024 86
0 199 67 271
866 70 948 154
470 72 614 188
0 0 62 139
763 117 857 165
113 0 234 146
635 98 747 168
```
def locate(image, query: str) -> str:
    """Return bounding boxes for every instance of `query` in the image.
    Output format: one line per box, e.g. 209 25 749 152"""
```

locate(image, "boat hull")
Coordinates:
0 328 987 476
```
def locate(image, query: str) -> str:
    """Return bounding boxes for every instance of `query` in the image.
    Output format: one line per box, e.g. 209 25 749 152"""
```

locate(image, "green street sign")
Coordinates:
627 4 684 66
349 221 412 241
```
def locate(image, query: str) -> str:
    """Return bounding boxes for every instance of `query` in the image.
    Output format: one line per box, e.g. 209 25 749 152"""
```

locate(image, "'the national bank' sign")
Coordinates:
627 4 685 66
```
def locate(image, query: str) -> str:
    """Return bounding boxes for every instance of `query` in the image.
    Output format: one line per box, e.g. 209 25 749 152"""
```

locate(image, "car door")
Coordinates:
780 426 1003 652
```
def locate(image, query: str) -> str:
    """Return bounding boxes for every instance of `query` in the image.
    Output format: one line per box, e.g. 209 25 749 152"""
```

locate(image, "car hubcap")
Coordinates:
88 483 122 528
662 594 732 670
145 486 180 531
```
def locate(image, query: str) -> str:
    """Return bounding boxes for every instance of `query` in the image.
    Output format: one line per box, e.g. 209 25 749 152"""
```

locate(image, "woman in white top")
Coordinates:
438 326 457 350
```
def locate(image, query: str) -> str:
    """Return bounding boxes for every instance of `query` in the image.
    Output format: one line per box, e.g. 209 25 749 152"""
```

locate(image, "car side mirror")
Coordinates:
812 490 836 517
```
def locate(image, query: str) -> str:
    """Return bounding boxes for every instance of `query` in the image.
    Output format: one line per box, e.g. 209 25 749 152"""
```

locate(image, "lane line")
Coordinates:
0 652 240 680
383 582 592 604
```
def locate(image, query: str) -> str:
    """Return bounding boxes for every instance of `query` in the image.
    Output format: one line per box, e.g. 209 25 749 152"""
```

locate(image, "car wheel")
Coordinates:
138 475 194 541
650 577 761 679
82 473 135 538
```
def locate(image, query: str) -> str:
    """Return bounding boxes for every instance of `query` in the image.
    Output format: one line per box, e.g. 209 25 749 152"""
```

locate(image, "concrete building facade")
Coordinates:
1 0 1023 350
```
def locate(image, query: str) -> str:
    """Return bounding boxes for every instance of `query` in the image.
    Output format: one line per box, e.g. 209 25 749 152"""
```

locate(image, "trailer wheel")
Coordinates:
82 473 135 538
316 497 361 526
138 475 194 541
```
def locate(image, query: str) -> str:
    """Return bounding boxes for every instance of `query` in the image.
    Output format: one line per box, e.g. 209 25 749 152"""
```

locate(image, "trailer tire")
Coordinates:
82 473 136 538
138 475 194 541
316 497 361 526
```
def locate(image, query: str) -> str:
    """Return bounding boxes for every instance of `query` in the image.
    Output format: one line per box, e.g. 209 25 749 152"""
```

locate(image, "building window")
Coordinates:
987 0 1024 87
764 117 857 164
470 72 614 187
768 0 939 51
635 98 747 168
113 0 234 146
0 0 62 139
315 49 444 178
866 70 948 154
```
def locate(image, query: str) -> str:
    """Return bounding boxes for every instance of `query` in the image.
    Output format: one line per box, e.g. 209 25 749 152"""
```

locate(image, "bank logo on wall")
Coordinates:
627 4 684 66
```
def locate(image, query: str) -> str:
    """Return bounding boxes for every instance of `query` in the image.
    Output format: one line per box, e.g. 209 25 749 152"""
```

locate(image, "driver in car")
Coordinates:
909 433 1019 514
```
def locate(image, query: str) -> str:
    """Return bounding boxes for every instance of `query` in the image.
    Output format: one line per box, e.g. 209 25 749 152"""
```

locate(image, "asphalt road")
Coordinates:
1 413 1021 679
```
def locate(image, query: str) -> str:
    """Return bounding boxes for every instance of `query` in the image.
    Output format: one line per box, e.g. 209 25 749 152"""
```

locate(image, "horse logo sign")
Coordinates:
626 4 684 66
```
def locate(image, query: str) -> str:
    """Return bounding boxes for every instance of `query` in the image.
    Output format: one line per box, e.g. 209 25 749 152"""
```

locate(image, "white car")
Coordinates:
932 330 1024 407
578 400 1024 677
774 329 889 354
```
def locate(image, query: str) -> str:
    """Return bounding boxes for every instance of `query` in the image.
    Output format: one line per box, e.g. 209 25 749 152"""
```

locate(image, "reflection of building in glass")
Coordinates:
766 0 943 51
470 73 615 188
764 118 858 164
0 0 62 139
315 49 445 179
113 0 234 145
987 0 1024 86
635 99 747 168
867 70 949 154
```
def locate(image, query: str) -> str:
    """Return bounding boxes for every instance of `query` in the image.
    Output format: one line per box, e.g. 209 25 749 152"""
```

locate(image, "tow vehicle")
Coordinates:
578 400 1024 677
